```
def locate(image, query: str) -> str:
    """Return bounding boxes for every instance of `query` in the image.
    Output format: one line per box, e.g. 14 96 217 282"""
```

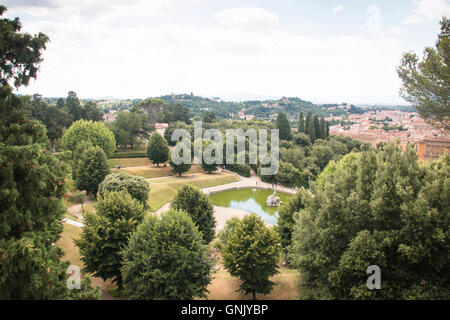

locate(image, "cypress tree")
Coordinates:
298 112 305 133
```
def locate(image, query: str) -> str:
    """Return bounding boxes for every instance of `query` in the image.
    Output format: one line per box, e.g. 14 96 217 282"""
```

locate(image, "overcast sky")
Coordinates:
5 0 450 104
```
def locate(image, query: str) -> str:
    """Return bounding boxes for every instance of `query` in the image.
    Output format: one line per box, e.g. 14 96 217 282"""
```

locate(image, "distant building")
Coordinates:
155 123 168 137
414 136 450 161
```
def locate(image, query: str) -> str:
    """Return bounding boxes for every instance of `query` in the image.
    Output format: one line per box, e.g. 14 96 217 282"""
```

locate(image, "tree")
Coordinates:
120 209 214 299
164 121 192 146
275 160 300 186
134 98 167 128
201 140 219 173
27 94 72 149
293 132 311 147
75 146 110 194
222 214 281 300
146 132 169 167
160 103 191 124
0 5 49 88
0 7 97 299
98 171 150 208
171 184 216 243
71 140 93 180
81 101 103 122
319 117 326 139
75 191 145 289
66 91 82 121
276 190 305 265
291 145 450 299
62 119 116 157
111 111 149 151
68 190 87 213
276 112 292 141
397 17 450 130
214 217 241 252
168 141 192 176
298 112 305 133
203 111 216 123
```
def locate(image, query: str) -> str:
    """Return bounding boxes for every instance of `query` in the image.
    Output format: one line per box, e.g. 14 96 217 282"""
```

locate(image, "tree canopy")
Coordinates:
171 184 216 243
397 17 450 130
291 144 449 299
120 209 214 299
62 119 116 157
222 214 281 300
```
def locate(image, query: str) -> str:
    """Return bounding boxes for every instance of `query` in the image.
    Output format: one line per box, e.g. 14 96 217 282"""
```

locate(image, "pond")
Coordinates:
208 188 293 225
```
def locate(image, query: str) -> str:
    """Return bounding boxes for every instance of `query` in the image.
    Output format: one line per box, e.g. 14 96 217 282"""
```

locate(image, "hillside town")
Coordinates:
327 109 450 160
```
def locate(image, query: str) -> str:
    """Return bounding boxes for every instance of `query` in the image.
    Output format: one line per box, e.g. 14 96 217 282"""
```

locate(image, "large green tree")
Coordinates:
0 6 98 299
146 132 169 167
222 214 281 300
171 184 216 243
110 110 149 151
62 119 116 157
120 209 214 299
75 191 145 289
397 17 450 130
291 145 450 299
276 112 292 141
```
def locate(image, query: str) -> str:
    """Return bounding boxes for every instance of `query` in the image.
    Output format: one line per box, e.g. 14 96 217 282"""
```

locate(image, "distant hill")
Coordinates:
157 94 347 120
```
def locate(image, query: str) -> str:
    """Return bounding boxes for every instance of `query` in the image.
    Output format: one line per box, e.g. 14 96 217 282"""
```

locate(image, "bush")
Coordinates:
98 171 150 208
120 209 214 299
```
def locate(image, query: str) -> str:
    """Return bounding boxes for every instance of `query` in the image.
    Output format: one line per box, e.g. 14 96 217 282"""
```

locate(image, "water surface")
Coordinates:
208 188 292 225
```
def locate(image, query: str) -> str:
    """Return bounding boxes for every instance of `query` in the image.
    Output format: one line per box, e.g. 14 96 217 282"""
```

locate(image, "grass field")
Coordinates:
57 223 83 267
147 172 238 211
205 268 298 300
108 157 153 168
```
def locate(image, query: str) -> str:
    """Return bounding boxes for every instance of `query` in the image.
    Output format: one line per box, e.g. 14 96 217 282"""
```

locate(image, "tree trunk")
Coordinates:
252 291 256 300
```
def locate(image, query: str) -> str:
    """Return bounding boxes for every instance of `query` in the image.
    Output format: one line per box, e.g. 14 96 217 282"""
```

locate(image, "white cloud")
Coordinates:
213 7 279 31
333 5 343 14
391 26 402 34
9 1 406 104
404 0 450 24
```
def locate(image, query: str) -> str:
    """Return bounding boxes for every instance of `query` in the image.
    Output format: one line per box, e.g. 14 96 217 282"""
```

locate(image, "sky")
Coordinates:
4 0 450 104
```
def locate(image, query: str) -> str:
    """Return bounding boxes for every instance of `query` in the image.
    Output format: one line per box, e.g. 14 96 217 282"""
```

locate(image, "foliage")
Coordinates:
203 111 216 123
68 190 87 213
75 191 145 289
397 17 450 130
146 132 169 167
160 103 191 124
62 119 116 157
222 214 281 300
0 6 49 88
275 190 306 265
120 209 214 299
290 144 450 299
214 217 240 252
98 171 150 208
75 145 110 194
171 184 216 243
168 141 192 176
110 110 150 151
0 8 97 299
276 112 292 141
